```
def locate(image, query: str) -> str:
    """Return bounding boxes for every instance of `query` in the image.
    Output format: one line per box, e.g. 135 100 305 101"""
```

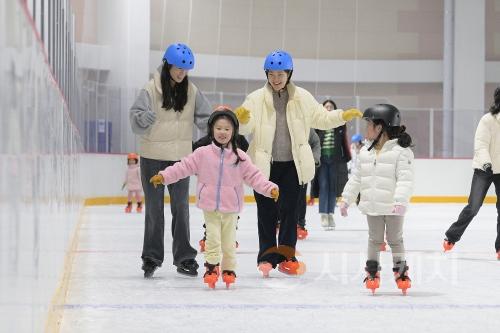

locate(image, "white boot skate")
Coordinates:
320 214 329 230
327 214 335 230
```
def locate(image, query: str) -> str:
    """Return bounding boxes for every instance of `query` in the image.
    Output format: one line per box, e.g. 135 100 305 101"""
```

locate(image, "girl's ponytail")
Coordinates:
396 125 413 148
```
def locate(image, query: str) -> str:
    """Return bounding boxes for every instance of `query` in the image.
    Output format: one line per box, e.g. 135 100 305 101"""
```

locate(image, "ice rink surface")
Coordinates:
59 203 500 333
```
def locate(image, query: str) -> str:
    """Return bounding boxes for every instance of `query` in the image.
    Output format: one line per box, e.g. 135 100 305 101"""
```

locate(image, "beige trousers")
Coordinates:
366 215 405 264
203 211 238 271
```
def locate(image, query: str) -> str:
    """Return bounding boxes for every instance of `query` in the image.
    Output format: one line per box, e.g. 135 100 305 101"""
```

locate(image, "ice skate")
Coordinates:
496 251 500 260
136 202 142 213
364 260 380 295
393 261 411 295
327 214 335 230
177 259 199 277
222 270 236 288
443 239 455 252
380 241 387 252
125 202 132 213
320 214 329 230
278 257 305 275
142 260 158 279
203 262 220 289
258 262 273 278
297 225 308 240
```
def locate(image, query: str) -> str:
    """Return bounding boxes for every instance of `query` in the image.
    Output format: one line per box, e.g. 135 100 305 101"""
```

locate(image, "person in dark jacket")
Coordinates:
314 99 352 230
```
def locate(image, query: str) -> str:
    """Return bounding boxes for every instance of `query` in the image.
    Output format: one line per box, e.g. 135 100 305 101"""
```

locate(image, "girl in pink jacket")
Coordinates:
123 153 143 213
150 108 279 289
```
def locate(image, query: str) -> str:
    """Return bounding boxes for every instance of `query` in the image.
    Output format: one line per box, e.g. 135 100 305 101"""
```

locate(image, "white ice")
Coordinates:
59 203 500 333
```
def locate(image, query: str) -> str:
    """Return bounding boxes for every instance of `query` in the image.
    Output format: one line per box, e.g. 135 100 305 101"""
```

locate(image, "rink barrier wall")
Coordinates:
83 195 497 206
81 154 498 206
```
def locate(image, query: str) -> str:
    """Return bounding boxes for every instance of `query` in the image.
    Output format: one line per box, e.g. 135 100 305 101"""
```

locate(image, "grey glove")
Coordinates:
136 110 157 128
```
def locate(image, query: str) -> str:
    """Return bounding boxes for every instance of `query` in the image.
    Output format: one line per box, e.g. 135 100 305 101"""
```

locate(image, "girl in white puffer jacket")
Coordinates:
339 104 414 295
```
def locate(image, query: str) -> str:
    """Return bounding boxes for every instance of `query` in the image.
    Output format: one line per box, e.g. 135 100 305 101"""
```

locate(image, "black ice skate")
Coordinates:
142 260 158 279
176 259 199 277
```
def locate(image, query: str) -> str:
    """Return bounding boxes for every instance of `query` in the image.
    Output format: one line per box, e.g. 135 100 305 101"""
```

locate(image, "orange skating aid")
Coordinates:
393 261 411 295
364 274 380 295
125 203 132 213
278 258 305 276
364 260 380 295
203 263 220 289
443 239 455 252
222 270 236 288
395 275 411 295
297 226 308 240
258 262 273 278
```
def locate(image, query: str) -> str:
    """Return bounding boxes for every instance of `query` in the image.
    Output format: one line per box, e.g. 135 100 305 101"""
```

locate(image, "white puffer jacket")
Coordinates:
341 139 414 216
472 112 500 174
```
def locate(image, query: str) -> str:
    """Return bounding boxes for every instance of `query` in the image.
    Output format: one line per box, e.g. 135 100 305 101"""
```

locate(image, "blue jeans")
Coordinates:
445 169 500 251
318 157 337 214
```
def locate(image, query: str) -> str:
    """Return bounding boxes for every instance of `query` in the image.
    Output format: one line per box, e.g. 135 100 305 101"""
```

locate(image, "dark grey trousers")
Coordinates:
140 157 197 267
445 169 500 252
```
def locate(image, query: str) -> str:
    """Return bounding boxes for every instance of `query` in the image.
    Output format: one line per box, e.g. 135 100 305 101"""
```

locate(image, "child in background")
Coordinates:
123 153 143 213
150 108 279 289
348 133 364 175
339 104 414 295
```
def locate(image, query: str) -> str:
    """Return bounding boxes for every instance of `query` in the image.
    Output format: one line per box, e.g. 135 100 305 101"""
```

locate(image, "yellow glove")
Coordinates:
270 188 279 202
341 108 362 121
149 174 164 188
234 106 251 125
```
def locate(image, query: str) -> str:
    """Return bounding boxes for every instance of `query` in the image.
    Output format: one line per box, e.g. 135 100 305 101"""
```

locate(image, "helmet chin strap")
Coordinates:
367 129 384 151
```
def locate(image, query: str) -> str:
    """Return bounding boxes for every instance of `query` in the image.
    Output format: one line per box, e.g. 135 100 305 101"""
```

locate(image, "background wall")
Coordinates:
69 0 500 158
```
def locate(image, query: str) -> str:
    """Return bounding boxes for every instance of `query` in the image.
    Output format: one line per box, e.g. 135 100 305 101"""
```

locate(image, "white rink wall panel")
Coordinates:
80 154 496 199
0 2 83 333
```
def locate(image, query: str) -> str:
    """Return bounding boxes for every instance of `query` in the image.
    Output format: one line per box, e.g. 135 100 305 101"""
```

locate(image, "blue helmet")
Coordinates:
163 43 195 70
351 133 363 143
264 50 293 71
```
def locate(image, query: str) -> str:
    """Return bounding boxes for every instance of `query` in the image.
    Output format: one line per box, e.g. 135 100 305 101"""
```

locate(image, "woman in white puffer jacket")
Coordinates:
339 104 414 295
443 87 500 260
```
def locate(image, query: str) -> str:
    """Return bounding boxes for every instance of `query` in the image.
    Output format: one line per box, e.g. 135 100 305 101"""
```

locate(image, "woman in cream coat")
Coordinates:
130 43 211 278
234 50 362 276
443 87 500 259
340 104 414 294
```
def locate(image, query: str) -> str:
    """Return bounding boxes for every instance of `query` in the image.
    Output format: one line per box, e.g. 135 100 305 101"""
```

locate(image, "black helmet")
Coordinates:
207 108 239 137
363 104 401 127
